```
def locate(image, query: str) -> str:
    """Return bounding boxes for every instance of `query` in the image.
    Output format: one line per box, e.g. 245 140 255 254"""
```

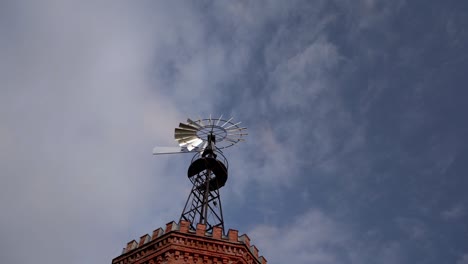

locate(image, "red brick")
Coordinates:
112 221 265 264
227 229 238 242
196 223 206 236
212 226 222 239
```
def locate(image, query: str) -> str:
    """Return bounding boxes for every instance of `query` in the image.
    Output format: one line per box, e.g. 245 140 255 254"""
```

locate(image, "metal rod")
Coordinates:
221 117 233 127
216 115 223 125
215 186 224 234
202 132 214 224
224 121 241 130
202 169 211 224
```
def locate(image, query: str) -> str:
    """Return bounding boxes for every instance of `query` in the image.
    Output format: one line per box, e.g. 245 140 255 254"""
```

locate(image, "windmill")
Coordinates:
153 116 247 233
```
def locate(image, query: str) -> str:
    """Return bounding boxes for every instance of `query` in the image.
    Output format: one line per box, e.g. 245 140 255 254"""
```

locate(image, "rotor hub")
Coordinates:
196 125 227 142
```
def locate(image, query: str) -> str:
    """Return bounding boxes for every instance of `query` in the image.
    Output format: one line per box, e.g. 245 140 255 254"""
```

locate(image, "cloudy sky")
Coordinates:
1 1 467 264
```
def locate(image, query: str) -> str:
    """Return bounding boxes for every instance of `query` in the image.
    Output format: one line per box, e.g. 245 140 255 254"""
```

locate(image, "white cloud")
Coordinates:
248 209 408 264
458 254 468 264
441 204 466 221
248 210 349 264
395 217 427 240
268 38 341 108
0 1 194 263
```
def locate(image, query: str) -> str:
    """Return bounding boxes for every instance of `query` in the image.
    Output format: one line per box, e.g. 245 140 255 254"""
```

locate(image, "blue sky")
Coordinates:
1 1 467 264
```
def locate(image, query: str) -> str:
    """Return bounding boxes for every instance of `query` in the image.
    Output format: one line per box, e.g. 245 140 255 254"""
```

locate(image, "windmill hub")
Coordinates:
196 125 226 142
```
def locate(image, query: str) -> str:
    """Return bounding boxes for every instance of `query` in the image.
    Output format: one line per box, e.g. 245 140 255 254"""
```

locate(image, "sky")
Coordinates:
1 1 467 264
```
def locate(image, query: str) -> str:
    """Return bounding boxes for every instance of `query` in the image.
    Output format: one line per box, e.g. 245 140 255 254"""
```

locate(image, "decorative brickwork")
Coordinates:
112 220 267 264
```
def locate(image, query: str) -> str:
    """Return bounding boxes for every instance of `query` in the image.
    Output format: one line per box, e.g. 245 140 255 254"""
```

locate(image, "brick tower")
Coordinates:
112 118 266 264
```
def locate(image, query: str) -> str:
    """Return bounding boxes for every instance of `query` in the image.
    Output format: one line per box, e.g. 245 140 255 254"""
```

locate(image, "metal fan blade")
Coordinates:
175 133 197 139
176 136 198 144
175 127 198 133
179 137 202 147
186 138 203 146
178 123 198 131
175 134 197 141
175 128 197 136
187 118 203 129
187 138 204 151
192 138 204 147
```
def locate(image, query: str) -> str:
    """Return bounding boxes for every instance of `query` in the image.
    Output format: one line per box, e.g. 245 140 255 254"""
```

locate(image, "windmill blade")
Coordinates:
175 135 198 142
175 127 198 133
177 138 198 146
187 138 203 151
175 133 197 139
178 123 198 131
187 118 203 129
192 138 204 147
175 128 197 136
175 133 197 140
179 138 200 148
179 137 201 147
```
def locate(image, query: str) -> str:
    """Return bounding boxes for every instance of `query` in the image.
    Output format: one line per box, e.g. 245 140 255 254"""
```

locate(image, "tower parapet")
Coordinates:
113 220 267 264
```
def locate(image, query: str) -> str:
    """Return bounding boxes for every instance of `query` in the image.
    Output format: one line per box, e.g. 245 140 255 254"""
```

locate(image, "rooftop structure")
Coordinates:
112 117 266 264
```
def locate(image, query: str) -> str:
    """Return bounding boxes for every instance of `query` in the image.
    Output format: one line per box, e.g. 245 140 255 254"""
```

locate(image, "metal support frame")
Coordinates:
179 133 227 234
